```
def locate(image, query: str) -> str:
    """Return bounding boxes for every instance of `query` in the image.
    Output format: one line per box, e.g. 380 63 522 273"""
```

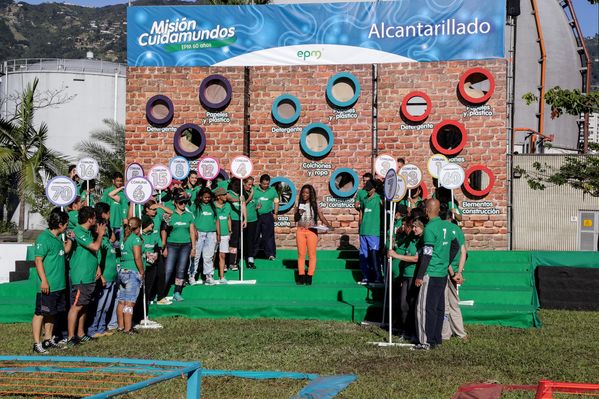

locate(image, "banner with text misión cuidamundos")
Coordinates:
127 0 505 67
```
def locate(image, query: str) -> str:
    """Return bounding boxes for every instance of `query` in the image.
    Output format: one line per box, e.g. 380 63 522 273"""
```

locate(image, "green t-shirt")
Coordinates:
70 225 99 285
400 196 423 209
34 229 67 292
355 188 367 204
167 210 195 244
150 208 165 245
142 232 161 268
216 202 232 236
359 193 381 237
422 217 451 278
101 185 129 229
80 190 95 207
246 195 258 223
255 186 278 215
68 210 78 231
99 237 118 283
120 234 142 271
449 223 466 273
186 186 200 204
397 235 421 279
193 202 217 232
228 191 242 221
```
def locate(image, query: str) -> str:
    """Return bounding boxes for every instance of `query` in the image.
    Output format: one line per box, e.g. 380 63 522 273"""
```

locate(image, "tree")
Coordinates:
0 78 68 241
75 118 124 189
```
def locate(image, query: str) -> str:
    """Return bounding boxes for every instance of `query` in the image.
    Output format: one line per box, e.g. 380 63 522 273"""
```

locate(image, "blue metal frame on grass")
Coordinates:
0 356 201 399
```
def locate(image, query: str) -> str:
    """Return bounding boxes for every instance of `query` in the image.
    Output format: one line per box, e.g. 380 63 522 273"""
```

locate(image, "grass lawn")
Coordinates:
0 309 597 398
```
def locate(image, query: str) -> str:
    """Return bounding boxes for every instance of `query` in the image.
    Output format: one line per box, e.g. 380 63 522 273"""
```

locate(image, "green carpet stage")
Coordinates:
0 249 548 329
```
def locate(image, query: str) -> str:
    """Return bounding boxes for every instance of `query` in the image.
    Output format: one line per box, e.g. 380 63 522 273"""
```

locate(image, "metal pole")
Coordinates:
239 190 244 281
86 180 90 206
388 201 396 343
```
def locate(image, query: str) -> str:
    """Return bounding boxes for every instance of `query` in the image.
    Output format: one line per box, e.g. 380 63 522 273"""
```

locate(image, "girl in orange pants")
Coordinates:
294 184 331 285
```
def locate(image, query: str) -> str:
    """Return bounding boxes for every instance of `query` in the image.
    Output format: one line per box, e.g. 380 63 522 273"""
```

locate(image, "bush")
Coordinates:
0 220 17 234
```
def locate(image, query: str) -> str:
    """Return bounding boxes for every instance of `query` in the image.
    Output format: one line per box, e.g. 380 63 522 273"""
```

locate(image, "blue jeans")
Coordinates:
165 243 192 291
359 235 381 282
190 232 217 280
117 270 142 303
87 281 118 336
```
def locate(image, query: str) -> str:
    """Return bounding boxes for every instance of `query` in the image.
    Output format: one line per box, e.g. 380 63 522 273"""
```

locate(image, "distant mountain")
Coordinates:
0 0 204 63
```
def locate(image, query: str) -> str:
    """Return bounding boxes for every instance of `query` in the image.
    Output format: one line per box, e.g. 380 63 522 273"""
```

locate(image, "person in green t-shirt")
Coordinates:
243 177 258 269
413 199 453 350
32 209 72 354
163 192 196 302
101 172 129 243
441 208 468 341
388 216 425 339
184 170 202 204
254 174 279 260
116 217 144 334
67 206 105 347
133 216 162 322
358 180 383 285
214 187 232 282
67 196 83 231
87 202 119 338
79 179 97 207
354 172 373 211
189 187 219 286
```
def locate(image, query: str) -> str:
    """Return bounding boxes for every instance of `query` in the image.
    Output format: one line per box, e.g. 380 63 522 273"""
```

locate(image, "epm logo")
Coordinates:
296 49 323 61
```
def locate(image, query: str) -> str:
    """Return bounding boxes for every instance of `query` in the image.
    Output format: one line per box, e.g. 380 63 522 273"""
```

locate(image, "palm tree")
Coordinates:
0 78 68 241
75 118 124 189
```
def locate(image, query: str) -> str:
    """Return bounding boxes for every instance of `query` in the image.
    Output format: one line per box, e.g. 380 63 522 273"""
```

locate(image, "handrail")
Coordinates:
2 58 126 76
530 0 546 138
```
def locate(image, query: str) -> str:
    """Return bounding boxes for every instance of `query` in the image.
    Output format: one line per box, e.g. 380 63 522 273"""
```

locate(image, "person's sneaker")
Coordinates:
247 262 256 269
173 292 184 302
410 343 431 351
218 278 228 284
103 330 116 337
268 256 276 261
124 329 138 336
33 343 49 354
78 335 95 343
205 276 216 286
66 337 80 348
189 278 203 286
42 338 60 350
358 279 369 285
56 337 68 348
230 265 239 271
157 298 172 305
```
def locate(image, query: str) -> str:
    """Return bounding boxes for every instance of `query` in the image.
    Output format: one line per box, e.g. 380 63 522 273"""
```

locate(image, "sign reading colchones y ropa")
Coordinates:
127 0 504 67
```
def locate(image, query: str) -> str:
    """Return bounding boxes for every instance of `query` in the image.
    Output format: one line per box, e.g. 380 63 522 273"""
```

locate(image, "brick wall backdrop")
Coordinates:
126 59 508 250
377 60 508 250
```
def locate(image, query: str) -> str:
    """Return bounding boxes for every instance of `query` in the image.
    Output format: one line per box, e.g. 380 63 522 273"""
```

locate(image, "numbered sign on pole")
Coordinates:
393 174 408 203
383 169 397 201
76 157 99 181
148 165 172 191
439 163 465 190
198 157 220 181
375 154 398 179
125 177 154 205
46 176 77 207
126 163 144 181
427 154 449 179
169 156 190 181
399 164 422 189
231 155 253 179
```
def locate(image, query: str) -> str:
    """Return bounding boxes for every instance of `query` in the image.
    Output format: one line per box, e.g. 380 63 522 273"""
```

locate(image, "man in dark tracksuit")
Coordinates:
413 199 455 350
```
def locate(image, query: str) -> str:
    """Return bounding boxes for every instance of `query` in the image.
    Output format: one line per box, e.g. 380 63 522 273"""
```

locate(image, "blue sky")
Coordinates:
20 0 599 37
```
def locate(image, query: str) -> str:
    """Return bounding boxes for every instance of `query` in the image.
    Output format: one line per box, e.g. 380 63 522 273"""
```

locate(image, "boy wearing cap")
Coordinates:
358 180 383 285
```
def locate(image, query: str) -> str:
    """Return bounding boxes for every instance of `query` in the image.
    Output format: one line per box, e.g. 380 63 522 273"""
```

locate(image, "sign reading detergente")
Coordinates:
127 0 504 67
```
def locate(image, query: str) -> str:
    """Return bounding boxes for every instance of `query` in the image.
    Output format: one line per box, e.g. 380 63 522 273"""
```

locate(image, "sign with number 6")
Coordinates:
125 177 154 204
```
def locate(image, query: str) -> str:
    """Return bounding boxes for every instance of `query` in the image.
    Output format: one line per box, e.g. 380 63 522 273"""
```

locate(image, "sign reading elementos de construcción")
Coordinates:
127 0 504 67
